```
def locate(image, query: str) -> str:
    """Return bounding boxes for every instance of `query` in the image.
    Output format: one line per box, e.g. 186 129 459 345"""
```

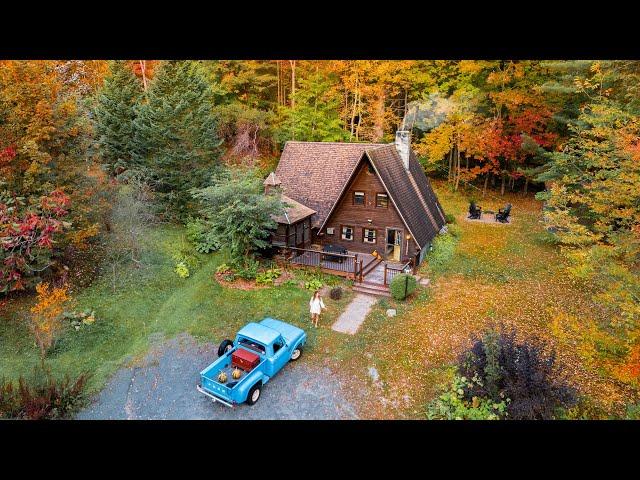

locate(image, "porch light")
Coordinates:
406 234 411 240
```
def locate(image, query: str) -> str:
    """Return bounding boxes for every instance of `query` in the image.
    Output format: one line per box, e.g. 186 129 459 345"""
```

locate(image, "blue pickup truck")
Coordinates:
196 318 306 407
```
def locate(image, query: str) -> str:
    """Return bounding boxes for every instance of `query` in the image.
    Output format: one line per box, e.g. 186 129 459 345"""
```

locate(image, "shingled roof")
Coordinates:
272 140 446 249
274 141 386 228
365 145 446 248
272 194 316 225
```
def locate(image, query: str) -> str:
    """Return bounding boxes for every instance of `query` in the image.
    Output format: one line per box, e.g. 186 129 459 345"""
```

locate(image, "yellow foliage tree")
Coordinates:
28 282 71 362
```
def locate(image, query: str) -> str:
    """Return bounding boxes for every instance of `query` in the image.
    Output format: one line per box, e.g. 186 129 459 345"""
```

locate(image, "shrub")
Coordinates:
216 263 232 275
445 213 457 224
329 286 343 300
233 258 259 280
63 309 97 331
389 274 417 301
304 279 323 291
426 233 458 274
427 374 508 420
256 267 282 285
457 328 577 420
185 218 219 254
174 261 190 278
0 368 90 419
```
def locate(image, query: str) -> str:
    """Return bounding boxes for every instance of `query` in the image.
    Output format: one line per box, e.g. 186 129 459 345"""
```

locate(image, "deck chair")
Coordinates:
468 201 482 219
495 203 512 223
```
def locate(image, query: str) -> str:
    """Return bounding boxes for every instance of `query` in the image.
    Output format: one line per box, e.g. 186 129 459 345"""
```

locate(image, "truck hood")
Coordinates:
259 318 305 345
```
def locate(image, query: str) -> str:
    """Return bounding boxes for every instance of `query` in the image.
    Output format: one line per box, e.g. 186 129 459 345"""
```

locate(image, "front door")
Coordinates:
386 228 402 261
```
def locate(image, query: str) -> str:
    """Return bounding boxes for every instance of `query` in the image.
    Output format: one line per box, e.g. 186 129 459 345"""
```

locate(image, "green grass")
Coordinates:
0 225 352 394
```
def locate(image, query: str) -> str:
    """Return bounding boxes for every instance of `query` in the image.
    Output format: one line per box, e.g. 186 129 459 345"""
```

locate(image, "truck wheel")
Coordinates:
246 383 262 405
217 339 234 357
290 346 303 361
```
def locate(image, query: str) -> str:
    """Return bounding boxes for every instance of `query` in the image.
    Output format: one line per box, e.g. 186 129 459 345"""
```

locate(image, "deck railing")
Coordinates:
280 246 360 279
383 260 413 286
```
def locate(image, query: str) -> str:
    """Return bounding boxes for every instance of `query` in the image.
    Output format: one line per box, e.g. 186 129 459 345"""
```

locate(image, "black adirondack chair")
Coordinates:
495 203 512 223
468 201 482 219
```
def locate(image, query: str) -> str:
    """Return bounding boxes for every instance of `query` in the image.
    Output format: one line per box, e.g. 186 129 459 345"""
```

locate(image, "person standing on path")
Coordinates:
309 290 326 327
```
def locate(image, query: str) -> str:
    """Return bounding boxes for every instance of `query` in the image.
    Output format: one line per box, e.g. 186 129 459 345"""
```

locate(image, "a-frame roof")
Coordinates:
273 140 446 249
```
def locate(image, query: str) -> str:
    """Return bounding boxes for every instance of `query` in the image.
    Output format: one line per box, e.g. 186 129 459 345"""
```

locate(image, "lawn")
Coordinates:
0 226 354 396
323 181 638 419
1 181 636 419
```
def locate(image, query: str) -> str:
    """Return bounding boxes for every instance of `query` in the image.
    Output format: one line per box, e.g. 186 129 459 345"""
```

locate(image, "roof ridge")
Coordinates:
284 140 389 146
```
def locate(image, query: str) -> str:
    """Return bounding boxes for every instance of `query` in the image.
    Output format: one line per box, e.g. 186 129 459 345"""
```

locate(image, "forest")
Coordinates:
0 60 639 420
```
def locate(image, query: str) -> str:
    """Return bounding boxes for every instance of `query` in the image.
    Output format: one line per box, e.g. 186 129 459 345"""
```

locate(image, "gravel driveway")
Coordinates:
76 333 359 420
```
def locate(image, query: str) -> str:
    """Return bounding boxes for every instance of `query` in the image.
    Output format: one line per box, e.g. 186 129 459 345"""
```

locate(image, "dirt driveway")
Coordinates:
76 333 360 420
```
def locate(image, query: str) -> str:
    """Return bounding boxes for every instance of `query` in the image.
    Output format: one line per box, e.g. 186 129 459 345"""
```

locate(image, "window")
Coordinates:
273 338 284 354
353 191 365 205
363 228 377 244
326 227 335 235
341 226 354 241
367 163 375 174
238 337 266 354
376 193 389 208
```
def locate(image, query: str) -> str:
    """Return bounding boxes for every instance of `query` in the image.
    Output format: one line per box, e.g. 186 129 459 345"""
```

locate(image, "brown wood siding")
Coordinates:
317 158 418 261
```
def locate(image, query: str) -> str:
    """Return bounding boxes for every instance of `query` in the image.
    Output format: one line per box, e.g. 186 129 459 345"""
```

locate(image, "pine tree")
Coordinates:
133 61 221 217
94 60 143 175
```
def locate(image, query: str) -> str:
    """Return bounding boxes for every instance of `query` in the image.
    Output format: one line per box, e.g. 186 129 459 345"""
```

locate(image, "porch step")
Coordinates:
361 257 383 277
353 282 391 297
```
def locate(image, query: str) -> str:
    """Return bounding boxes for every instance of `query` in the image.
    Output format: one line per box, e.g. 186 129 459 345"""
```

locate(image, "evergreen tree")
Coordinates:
278 69 347 143
133 61 221 217
94 60 143 175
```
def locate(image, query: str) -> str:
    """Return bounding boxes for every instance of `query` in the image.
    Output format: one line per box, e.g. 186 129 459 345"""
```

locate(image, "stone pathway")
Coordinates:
331 294 378 335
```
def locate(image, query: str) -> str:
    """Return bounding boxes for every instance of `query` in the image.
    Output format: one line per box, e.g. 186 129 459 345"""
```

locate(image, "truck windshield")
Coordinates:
238 337 266 354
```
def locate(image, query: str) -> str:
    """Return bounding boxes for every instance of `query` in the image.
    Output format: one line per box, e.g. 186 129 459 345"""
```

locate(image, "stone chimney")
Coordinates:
263 172 281 195
395 130 411 170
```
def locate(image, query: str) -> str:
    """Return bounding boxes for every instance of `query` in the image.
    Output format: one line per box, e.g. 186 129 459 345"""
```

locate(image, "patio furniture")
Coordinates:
322 244 348 263
468 201 482 219
495 203 512 223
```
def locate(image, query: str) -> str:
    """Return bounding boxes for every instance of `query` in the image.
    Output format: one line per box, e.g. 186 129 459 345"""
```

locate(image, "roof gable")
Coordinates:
274 141 386 228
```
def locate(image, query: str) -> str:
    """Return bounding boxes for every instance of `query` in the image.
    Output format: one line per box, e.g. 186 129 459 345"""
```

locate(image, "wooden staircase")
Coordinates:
353 280 391 297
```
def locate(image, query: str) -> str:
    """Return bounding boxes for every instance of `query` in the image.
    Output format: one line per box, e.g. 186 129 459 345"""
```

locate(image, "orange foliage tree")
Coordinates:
28 282 71 362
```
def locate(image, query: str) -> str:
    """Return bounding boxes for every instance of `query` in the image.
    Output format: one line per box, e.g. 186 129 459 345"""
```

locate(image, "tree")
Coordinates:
191 169 284 262
28 282 71 362
133 61 221 218
0 189 70 293
94 60 144 175
278 69 348 142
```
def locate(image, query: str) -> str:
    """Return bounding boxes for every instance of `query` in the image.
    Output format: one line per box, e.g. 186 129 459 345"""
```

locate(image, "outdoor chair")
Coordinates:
468 201 482 219
495 203 512 223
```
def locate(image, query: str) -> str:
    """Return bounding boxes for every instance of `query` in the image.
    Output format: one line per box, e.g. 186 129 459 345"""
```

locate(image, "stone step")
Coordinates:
353 283 391 297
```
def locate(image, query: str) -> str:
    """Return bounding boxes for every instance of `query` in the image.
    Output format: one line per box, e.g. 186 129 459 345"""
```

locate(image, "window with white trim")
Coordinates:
341 226 354 241
353 191 365 205
363 228 377 244
326 227 334 235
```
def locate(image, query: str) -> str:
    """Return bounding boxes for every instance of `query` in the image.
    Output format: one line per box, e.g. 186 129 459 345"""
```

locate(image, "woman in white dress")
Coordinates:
309 290 326 327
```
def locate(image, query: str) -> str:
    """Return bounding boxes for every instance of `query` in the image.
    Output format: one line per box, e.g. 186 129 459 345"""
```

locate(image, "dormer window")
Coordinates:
353 191 365 205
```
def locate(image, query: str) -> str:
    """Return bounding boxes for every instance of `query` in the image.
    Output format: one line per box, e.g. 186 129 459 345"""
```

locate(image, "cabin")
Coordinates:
265 131 446 288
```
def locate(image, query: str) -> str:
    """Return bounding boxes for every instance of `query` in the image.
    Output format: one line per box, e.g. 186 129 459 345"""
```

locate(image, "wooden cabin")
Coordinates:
266 131 446 267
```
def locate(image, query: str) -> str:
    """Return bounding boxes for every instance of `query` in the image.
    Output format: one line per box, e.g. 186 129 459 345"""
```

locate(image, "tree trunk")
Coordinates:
350 76 359 140
454 143 461 191
501 173 506 196
483 172 490 197
139 60 148 92
524 177 529 195
447 148 453 183
276 60 281 106
289 60 296 108
373 90 386 142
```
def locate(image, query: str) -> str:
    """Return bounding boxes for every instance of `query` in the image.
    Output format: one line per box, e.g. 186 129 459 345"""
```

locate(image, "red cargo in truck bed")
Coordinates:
232 348 260 372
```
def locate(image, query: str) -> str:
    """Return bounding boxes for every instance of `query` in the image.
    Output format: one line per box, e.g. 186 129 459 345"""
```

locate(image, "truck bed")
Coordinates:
199 348 265 401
